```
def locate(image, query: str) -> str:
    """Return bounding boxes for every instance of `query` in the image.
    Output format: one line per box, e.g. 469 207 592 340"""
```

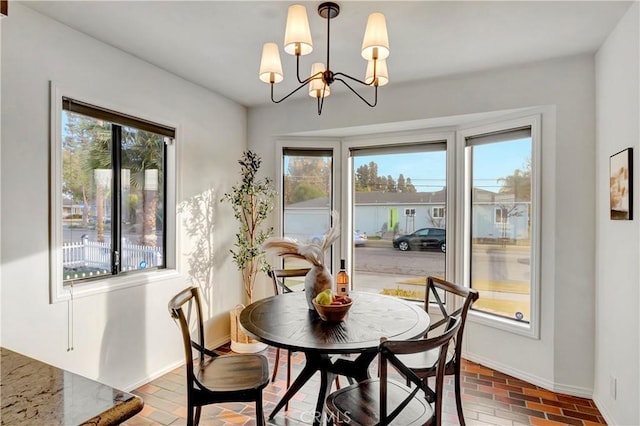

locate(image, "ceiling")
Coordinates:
22 1 632 108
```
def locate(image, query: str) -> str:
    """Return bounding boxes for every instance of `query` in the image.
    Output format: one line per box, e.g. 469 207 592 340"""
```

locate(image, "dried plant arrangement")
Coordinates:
263 211 340 309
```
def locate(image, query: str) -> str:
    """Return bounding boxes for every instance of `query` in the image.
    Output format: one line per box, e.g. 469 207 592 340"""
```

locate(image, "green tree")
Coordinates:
121 128 164 246
64 114 111 240
386 175 396 192
498 159 531 201
64 112 165 246
397 174 406 192
367 161 379 190
285 156 330 204
355 164 371 191
405 177 417 193
290 183 325 203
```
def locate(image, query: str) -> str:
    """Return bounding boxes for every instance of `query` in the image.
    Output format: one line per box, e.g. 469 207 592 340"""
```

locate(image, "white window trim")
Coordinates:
274 115 542 339
456 114 541 339
343 128 457 285
49 81 180 304
274 138 342 273
494 207 510 224
432 207 445 219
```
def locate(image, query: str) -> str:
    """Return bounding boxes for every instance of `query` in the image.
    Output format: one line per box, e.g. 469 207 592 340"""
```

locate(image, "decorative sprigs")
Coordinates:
222 150 276 303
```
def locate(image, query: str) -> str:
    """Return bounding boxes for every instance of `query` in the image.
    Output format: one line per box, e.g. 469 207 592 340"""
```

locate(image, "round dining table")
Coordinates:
239 291 430 426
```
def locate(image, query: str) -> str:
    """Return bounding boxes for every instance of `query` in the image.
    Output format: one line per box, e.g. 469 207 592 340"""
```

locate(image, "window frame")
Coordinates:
275 139 342 274
274 114 541 338
343 130 456 282
49 82 180 303
494 207 510 224
456 115 541 338
432 207 445 219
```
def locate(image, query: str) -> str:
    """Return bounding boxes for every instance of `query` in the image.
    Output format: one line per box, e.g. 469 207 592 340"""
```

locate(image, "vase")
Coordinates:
304 265 333 310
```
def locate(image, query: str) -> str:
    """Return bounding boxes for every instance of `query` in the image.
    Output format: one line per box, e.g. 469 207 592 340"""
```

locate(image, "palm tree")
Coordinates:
68 116 111 242
121 128 164 247
68 115 164 247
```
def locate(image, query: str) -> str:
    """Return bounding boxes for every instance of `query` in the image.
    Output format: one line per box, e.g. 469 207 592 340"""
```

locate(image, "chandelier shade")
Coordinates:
361 12 389 61
309 63 330 98
258 42 284 84
259 2 390 115
284 4 313 56
365 59 388 86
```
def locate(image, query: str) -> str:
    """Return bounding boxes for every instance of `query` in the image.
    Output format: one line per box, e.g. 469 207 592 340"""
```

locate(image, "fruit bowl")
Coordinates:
312 298 353 322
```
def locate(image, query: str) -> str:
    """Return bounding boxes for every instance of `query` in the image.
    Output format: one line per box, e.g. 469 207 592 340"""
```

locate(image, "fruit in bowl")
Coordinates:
312 290 353 322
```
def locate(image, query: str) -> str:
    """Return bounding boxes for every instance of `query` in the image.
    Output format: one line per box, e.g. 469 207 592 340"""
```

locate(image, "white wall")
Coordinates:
1 4 246 390
249 55 598 395
594 3 640 425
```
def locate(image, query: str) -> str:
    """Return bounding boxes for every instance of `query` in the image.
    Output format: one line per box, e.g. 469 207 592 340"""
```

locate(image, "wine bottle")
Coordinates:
336 259 349 296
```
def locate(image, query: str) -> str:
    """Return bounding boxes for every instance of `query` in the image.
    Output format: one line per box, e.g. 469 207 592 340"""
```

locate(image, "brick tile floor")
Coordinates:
124 344 607 425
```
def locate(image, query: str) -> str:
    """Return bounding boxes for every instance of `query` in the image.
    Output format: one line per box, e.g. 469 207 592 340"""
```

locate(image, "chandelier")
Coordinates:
258 2 389 115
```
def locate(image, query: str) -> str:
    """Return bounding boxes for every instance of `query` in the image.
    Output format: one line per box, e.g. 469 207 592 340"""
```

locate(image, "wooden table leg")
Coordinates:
269 352 325 420
331 351 377 381
314 369 336 426
270 351 378 425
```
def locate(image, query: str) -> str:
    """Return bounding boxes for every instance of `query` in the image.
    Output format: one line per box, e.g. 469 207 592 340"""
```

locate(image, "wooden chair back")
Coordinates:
268 268 310 295
378 316 461 425
425 276 479 351
168 286 206 385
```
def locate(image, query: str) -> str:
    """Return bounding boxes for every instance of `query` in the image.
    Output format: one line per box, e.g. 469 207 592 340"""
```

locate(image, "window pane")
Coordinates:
62 111 113 281
282 151 333 289
351 146 447 301
467 132 532 322
120 126 165 272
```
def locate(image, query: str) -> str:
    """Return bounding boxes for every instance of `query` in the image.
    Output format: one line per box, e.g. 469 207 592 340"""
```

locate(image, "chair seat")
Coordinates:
397 347 455 373
326 378 433 426
195 354 269 393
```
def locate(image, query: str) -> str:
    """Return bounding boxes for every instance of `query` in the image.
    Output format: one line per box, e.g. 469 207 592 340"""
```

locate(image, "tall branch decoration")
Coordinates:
222 151 276 304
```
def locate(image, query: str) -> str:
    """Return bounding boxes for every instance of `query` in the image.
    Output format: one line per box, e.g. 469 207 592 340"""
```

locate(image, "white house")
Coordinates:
285 189 530 241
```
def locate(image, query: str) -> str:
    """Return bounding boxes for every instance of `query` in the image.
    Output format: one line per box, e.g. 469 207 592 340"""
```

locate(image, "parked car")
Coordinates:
310 231 367 246
354 231 367 246
392 228 446 253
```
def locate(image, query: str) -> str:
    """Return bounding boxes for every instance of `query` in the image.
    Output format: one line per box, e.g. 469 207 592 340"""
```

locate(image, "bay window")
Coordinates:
277 113 540 335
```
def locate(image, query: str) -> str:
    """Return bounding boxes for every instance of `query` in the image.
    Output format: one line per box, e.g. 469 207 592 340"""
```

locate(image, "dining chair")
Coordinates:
268 268 311 387
325 316 461 426
168 286 269 426
398 276 479 426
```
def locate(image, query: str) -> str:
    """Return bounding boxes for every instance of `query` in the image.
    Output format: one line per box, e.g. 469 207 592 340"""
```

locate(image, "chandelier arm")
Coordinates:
317 93 325 115
295 54 305 84
333 71 375 87
335 77 378 108
271 72 324 104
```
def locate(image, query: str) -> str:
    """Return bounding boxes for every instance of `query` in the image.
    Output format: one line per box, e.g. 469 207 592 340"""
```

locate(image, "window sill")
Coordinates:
468 309 539 339
51 269 184 303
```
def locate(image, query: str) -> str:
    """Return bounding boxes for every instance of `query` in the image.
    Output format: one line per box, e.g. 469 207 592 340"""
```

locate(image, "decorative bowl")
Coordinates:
312 299 353 322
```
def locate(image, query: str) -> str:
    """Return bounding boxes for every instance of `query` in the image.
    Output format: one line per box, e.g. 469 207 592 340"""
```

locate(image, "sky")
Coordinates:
353 138 530 193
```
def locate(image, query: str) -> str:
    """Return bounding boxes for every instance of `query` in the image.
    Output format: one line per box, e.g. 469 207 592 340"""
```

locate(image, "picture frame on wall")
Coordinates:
610 147 633 220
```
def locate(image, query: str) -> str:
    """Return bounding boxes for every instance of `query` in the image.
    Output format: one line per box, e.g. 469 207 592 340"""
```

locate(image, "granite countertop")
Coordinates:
1 347 143 425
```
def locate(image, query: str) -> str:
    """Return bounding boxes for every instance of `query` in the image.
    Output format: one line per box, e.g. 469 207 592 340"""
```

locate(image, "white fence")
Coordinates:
63 237 163 272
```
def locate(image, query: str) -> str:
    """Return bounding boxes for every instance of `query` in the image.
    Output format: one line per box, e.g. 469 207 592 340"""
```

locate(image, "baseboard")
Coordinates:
464 352 593 399
123 358 185 392
210 334 232 351
592 395 615 425
122 334 232 392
